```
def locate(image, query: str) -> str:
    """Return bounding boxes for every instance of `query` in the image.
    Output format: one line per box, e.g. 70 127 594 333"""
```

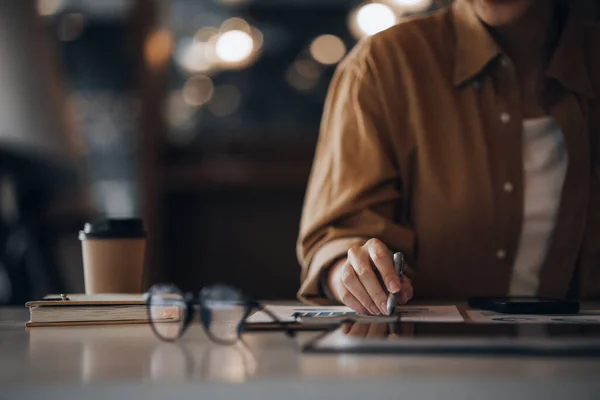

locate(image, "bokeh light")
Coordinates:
165 91 200 146
220 17 252 34
251 27 264 50
350 2 397 39
37 0 64 16
175 37 215 74
144 29 174 69
391 0 432 12
309 35 347 65
286 59 321 92
215 30 254 63
165 91 197 130
194 27 219 43
294 59 321 80
174 19 261 74
182 75 215 107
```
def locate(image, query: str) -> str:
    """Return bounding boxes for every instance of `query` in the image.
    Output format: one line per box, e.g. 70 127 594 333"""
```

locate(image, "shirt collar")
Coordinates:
452 0 501 87
452 0 595 99
545 15 595 99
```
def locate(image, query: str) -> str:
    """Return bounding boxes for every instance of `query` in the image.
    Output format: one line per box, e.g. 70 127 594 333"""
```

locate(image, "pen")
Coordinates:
386 252 404 316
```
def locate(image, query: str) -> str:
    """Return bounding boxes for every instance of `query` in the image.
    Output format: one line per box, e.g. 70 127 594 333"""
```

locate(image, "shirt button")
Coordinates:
471 80 481 90
500 112 511 124
496 249 507 260
503 182 514 193
500 57 509 68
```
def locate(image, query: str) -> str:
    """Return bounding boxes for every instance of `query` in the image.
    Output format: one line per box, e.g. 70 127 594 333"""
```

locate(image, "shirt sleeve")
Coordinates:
296 38 416 305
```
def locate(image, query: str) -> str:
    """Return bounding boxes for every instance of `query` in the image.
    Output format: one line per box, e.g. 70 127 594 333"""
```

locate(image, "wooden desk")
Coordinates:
2 306 600 400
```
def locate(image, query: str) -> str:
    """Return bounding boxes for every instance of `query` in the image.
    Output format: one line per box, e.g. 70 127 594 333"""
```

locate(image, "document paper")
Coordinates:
247 305 464 324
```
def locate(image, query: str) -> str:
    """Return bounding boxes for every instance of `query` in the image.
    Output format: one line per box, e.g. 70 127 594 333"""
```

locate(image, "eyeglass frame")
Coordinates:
146 284 297 345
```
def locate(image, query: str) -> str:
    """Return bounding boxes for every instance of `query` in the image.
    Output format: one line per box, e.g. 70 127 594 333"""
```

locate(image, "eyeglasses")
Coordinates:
146 283 296 345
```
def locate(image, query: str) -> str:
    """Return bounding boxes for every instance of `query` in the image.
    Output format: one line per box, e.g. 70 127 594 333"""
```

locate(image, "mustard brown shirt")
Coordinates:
297 1 600 304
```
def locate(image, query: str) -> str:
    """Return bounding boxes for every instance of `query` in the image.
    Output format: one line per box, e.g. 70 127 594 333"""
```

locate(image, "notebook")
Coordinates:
25 294 154 327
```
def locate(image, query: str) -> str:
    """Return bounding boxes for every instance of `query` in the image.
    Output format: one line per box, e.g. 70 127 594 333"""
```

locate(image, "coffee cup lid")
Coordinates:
79 219 146 240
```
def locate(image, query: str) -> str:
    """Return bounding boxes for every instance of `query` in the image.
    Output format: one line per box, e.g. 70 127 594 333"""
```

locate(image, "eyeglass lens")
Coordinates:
200 285 249 344
148 285 187 341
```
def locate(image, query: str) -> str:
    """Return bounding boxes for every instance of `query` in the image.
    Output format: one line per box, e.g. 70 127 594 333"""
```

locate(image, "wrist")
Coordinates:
325 258 346 303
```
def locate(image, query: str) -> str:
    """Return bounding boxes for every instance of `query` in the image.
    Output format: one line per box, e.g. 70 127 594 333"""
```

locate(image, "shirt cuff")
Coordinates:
297 237 368 305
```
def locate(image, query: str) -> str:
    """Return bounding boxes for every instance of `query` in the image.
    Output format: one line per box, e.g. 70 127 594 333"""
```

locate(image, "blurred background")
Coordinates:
0 0 597 305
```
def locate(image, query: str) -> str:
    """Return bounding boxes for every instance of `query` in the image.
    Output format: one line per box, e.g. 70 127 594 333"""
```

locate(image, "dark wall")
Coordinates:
164 187 306 299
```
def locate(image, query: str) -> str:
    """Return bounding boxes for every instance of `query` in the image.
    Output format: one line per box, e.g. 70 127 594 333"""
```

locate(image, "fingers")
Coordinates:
340 263 380 315
330 260 369 314
337 284 370 315
347 246 387 314
333 239 414 315
365 239 402 294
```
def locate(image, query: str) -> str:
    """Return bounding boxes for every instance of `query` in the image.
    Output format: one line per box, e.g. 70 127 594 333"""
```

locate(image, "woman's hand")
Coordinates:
327 238 414 315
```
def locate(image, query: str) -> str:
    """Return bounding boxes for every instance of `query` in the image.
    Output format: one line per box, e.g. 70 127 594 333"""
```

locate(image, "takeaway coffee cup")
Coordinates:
79 219 146 294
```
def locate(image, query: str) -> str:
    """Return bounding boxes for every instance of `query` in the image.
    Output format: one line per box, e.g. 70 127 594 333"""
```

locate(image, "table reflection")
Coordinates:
340 321 415 339
27 323 257 383
150 338 257 382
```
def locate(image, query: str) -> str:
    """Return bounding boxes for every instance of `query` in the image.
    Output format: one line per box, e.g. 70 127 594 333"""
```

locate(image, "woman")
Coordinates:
297 0 600 315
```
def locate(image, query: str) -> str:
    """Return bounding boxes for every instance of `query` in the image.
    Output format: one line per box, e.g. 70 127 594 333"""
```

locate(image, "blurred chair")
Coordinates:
0 1 84 304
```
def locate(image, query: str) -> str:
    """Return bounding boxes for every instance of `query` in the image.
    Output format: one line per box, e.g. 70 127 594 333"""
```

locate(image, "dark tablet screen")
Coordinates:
304 322 600 356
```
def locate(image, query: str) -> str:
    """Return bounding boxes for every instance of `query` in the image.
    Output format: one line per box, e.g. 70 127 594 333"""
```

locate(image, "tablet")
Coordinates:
303 322 600 356
468 297 580 314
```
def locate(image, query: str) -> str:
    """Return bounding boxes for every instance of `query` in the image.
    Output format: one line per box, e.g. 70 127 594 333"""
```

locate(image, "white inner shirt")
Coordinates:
508 116 568 296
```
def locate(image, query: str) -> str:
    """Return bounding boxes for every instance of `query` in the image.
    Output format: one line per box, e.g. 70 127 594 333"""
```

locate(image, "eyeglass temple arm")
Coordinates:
251 303 297 337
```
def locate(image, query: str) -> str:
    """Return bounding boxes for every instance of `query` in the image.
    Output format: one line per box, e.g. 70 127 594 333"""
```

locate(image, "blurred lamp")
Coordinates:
182 75 215 107
176 38 215 74
350 2 397 39
165 91 197 131
220 17 251 34
37 0 64 16
310 35 346 65
391 0 432 12
215 30 254 63
286 59 321 92
145 29 174 70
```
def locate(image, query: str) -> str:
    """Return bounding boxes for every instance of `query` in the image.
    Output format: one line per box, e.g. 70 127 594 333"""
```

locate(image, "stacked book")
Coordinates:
25 294 150 327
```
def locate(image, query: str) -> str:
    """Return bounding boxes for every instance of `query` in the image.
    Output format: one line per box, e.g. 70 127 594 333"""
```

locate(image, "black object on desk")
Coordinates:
303 322 600 356
468 297 580 314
